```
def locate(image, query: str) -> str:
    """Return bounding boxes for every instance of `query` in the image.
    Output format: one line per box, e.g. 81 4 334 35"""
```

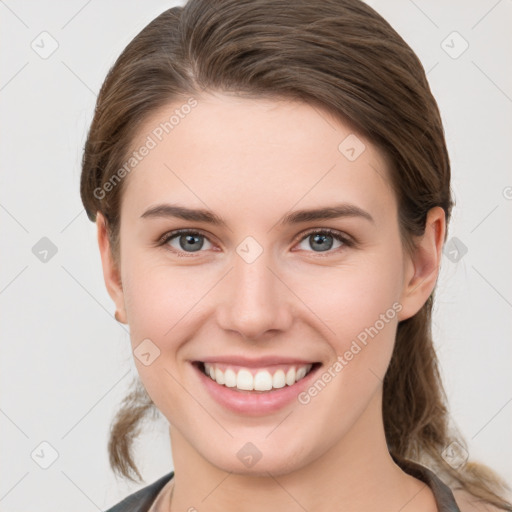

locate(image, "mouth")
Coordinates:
192 361 322 394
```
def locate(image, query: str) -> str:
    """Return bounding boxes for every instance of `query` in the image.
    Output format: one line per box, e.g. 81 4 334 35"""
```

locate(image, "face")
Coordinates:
98 92 443 477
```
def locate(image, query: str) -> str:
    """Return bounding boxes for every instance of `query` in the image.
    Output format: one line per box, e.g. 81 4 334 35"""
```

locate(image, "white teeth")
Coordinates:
215 367 225 385
254 370 273 391
285 367 296 386
272 369 286 389
296 366 307 381
237 369 254 390
202 363 313 392
224 368 237 388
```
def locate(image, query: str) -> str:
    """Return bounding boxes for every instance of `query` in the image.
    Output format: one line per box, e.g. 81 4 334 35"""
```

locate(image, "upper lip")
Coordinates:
194 356 319 367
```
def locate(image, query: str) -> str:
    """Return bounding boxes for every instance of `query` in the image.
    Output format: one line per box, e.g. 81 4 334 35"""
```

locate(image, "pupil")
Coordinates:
181 234 203 252
311 233 332 252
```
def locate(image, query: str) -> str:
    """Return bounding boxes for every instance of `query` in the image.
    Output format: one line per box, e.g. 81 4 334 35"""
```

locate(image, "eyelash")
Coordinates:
156 228 355 257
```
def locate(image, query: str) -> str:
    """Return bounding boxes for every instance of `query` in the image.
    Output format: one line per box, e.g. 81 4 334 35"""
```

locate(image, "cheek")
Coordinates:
293 265 402 432
121 257 215 402
285 250 404 397
287 256 403 346
122 258 206 342
334 275 401 357
121 260 199 415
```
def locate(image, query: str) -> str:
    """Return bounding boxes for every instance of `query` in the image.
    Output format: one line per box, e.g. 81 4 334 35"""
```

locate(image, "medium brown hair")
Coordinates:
80 0 511 507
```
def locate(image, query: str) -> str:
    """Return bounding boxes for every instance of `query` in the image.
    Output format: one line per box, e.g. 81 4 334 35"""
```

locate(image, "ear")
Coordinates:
96 212 127 324
397 206 446 322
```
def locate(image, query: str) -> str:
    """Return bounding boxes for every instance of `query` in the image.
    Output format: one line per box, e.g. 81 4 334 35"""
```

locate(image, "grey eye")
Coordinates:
296 232 345 252
167 232 213 252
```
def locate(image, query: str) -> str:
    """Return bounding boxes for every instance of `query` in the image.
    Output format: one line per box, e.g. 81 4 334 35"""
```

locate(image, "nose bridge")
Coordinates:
216 243 292 339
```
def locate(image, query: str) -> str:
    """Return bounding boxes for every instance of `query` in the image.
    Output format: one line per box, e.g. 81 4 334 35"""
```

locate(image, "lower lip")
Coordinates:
193 362 321 416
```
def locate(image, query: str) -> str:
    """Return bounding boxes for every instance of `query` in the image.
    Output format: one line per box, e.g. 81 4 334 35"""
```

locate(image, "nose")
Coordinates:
215 249 294 341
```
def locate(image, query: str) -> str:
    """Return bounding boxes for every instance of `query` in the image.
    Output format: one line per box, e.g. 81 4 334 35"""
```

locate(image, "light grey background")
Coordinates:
1 1 511 510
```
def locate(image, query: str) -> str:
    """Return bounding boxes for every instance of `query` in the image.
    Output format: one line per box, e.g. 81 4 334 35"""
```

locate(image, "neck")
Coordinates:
167 391 436 512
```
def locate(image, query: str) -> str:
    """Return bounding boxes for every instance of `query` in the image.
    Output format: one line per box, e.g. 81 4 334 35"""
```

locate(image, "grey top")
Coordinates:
104 455 461 512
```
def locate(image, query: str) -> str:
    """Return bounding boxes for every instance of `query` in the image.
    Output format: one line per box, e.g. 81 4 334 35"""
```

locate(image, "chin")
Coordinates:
199 439 316 478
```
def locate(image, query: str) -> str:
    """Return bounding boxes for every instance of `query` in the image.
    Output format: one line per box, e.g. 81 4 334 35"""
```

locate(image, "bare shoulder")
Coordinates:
452 489 510 512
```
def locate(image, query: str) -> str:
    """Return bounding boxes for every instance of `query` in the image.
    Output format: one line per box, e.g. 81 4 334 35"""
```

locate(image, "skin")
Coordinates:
97 92 447 511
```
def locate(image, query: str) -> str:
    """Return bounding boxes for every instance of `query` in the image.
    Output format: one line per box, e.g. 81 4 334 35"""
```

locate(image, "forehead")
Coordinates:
120 93 395 226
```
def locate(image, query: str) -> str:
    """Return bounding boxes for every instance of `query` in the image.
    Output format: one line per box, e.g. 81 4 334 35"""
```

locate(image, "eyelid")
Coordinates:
292 227 355 248
157 227 213 246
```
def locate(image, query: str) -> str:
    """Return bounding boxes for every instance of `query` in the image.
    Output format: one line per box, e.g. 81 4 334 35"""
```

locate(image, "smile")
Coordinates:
191 358 322 415
200 362 317 392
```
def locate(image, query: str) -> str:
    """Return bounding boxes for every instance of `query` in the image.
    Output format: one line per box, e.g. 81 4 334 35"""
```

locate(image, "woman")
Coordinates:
80 0 512 510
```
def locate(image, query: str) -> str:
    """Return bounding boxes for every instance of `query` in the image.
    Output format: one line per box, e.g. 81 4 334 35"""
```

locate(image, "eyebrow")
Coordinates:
140 203 374 227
